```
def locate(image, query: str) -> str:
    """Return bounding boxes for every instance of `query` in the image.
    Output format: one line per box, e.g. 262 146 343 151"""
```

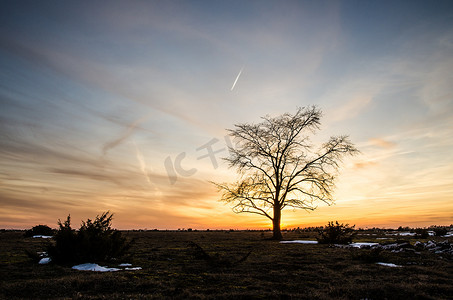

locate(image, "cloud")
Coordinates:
132 140 153 185
48 168 131 187
369 138 396 149
418 58 453 114
329 94 373 123
0 136 105 169
353 160 378 169
102 116 151 156
0 192 62 211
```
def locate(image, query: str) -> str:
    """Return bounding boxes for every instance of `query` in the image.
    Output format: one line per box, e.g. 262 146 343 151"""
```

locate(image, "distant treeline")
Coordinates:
2 224 452 234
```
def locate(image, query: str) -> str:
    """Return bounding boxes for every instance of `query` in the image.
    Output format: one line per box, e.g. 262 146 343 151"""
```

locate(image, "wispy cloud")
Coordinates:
369 138 396 149
132 140 152 185
102 116 150 156
330 95 372 122
353 160 378 170
48 167 130 187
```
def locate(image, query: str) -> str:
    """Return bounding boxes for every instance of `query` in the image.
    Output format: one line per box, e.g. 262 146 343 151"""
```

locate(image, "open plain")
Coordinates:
1 230 452 299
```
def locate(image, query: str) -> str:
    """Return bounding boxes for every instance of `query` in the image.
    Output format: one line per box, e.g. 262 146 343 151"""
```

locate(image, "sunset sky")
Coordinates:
1 1 452 230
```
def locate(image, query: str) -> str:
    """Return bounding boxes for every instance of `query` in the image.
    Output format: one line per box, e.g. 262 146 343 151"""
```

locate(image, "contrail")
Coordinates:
103 114 152 156
103 121 139 155
231 67 243 91
133 140 152 185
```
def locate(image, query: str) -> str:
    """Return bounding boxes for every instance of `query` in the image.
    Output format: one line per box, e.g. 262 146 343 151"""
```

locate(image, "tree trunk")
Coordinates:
272 207 283 240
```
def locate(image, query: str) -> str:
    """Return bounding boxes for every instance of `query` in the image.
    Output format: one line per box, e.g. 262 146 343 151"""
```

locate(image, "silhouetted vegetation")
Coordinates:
317 221 357 244
24 225 54 237
415 228 429 239
430 226 448 237
214 107 358 240
47 212 131 265
397 226 411 232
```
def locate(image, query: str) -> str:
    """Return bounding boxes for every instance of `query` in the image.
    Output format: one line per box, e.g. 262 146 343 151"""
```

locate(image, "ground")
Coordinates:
1 230 452 299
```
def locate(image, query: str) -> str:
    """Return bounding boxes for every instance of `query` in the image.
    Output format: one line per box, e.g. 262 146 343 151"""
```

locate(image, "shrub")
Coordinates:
415 228 429 239
431 226 448 237
317 221 356 244
24 224 54 237
47 212 131 265
397 226 410 232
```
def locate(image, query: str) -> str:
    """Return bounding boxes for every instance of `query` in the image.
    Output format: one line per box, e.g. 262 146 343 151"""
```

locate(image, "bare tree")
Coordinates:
213 106 359 240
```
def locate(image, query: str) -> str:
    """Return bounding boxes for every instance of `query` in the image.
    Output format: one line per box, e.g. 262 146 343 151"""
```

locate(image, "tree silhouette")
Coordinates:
213 106 358 240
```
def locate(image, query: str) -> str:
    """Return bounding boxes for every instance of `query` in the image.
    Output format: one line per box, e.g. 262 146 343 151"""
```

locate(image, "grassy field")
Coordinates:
1 230 452 299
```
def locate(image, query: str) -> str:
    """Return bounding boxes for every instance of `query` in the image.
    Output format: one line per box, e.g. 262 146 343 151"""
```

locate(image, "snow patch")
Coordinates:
376 262 402 267
393 232 416 236
349 242 379 248
32 235 53 239
118 263 132 267
72 263 120 272
280 240 318 244
39 257 51 264
71 263 142 272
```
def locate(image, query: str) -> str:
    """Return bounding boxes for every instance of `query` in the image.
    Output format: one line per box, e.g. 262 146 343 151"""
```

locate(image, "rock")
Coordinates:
334 240 453 255
426 240 437 249
414 241 424 248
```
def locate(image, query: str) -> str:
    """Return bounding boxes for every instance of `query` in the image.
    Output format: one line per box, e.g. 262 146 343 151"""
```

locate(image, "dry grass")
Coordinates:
1 230 452 299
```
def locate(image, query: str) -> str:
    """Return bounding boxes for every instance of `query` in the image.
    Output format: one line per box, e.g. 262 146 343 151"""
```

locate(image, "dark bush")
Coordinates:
24 224 54 237
397 226 410 232
317 221 356 244
415 228 429 239
431 227 448 237
47 212 131 265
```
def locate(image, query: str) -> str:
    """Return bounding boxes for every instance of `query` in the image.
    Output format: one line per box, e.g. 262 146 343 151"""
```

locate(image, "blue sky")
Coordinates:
1 0 452 229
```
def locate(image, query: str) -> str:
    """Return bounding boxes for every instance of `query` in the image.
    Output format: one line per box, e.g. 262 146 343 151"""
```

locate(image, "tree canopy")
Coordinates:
214 106 358 240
